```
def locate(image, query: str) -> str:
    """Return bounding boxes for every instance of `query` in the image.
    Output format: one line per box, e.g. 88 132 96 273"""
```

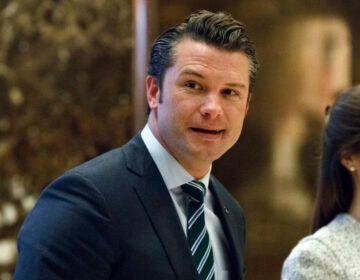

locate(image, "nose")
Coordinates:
199 93 223 118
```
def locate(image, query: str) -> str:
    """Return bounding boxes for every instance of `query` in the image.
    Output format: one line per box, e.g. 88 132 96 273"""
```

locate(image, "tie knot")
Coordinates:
181 180 206 203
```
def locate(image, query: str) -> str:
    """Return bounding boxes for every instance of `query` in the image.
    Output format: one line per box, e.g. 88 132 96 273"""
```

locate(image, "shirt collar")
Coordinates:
141 124 211 190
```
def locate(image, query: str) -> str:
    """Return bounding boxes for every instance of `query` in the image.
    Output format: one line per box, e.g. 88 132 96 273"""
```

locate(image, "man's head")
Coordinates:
146 10 258 178
148 10 259 97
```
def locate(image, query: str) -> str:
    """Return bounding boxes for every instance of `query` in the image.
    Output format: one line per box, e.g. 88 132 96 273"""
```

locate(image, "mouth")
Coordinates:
190 127 225 135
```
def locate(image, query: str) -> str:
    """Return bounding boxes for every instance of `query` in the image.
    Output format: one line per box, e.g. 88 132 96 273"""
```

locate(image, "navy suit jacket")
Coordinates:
14 134 246 279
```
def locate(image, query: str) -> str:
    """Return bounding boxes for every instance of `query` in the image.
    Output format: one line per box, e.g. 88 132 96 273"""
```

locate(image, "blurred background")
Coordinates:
0 0 359 279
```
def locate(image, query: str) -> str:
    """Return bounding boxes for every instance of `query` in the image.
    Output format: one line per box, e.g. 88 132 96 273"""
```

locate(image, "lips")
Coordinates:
191 127 224 134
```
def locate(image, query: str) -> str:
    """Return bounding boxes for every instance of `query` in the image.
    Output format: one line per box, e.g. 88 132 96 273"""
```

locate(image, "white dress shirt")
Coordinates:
141 124 231 280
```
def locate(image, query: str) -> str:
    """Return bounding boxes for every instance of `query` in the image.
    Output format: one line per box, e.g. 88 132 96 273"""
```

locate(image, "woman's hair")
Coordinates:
312 85 360 232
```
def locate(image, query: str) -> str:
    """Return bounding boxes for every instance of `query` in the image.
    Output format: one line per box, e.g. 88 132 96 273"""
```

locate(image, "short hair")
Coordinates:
148 10 259 94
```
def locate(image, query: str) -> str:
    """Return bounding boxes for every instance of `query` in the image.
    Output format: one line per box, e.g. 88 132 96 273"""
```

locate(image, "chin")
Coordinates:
198 151 225 163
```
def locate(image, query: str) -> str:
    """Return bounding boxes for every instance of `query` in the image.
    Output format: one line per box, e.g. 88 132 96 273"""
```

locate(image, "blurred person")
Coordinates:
282 85 360 279
13 10 259 280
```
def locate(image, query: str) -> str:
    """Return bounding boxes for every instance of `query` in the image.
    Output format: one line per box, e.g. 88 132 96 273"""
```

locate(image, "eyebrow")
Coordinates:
180 70 247 89
225 83 247 89
179 70 204 79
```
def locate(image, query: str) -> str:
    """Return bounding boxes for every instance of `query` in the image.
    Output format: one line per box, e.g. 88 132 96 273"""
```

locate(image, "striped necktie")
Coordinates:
182 180 215 280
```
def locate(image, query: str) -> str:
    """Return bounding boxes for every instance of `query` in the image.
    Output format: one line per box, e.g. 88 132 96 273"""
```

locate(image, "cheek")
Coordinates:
228 106 247 125
165 96 195 116
157 100 182 130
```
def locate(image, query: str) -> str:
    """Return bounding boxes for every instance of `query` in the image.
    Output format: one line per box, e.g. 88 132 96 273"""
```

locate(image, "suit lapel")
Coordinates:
124 135 198 280
209 177 245 279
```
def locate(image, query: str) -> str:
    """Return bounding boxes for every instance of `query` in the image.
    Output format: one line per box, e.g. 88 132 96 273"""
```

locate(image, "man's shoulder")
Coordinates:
36 134 151 204
44 134 146 190
68 133 145 175
73 146 125 173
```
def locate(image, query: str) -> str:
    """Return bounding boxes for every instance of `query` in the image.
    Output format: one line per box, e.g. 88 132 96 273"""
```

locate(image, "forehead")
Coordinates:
171 38 250 84
173 37 247 60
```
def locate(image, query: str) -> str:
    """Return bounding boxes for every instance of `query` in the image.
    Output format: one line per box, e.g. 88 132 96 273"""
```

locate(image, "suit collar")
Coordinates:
209 177 245 279
124 134 198 280
141 125 193 189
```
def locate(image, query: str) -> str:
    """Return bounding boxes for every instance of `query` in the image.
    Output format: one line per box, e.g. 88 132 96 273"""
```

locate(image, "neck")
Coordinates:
188 166 211 180
147 116 211 180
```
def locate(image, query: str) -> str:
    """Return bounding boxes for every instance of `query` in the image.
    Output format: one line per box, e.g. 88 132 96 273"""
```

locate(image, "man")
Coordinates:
13 10 258 280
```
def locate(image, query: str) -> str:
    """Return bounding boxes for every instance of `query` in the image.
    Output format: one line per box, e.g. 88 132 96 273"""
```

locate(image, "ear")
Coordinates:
146 75 160 110
340 154 355 172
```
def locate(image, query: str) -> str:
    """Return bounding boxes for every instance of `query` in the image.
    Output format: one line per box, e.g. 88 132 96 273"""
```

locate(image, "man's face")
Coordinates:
147 38 250 177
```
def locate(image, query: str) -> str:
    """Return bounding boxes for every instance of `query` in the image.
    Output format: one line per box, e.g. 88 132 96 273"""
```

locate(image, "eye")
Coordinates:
221 88 239 96
185 81 201 90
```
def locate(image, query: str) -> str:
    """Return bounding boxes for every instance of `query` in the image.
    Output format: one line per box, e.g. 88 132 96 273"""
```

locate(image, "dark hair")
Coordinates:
312 85 360 232
148 10 259 95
